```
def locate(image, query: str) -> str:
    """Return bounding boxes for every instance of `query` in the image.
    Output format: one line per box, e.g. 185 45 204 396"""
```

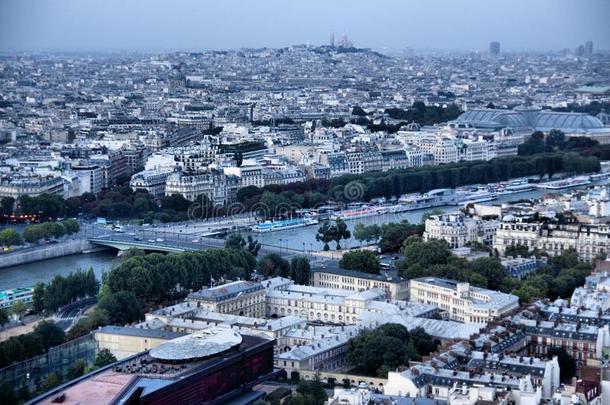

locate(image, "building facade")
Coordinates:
409 277 519 324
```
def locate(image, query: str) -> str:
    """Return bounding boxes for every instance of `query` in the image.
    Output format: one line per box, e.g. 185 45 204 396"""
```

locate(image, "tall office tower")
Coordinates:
330 32 335 47
585 40 593 56
575 44 585 57
489 41 500 55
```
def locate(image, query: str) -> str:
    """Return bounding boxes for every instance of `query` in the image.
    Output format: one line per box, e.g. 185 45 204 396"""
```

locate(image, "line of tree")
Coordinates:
397 237 593 303
329 152 599 202
22 219 80 243
0 321 65 369
384 101 462 125
518 130 598 156
13 185 250 224
347 323 438 377
32 268 99 313
66 290 142 340
237 152 600 218
353 223 381 245
550 101 610 116
105 248 257 307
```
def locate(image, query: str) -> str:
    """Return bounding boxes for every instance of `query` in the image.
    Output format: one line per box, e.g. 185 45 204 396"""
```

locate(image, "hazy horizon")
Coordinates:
1 0 609 53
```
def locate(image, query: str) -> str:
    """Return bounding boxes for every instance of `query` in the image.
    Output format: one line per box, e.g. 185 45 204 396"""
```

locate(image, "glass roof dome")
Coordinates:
454 108 604 132
535 112 603 131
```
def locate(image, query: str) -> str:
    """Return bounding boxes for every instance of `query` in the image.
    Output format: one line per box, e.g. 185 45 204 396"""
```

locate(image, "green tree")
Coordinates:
518 131 547 156
289 256 311 285
63 218 80 234
11 301 27 320
257 253 290 278
289 377 328 405
160 193 191 212
120 248 145 262
347 323 428 377
22 225 43 243
332 219 351 250
339 250 381 274
353 223 381 245
0 309 8 327
409 327 439 355
67 309 110 340
0 197 14 216
401 239 452 268
315 222 335 251
504 244 531 258
41 372 61 391
66 360 87 380
32 282 45 313
259 191 291 219
0 380 16 405
94 348 117 368
378 221 423 253
225 234 261 256
33 321 65 350
0 228 23 247
97 291 142 325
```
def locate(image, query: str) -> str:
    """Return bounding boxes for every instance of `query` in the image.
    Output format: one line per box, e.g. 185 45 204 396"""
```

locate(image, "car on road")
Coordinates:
192 238 200 243
148 239 156 243
134 236 142 241
156 238 164 242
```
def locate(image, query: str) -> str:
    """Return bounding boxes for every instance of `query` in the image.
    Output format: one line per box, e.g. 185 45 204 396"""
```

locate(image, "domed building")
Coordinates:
452 106 610 143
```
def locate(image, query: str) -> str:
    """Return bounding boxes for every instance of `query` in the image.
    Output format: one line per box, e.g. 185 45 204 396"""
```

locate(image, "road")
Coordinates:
54 297 97 331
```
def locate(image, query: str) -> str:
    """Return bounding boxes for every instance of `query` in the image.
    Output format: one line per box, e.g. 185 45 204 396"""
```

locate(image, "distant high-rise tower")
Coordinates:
330 32 335 47
585 40 593 56
575 44 585 57
489 41 500 55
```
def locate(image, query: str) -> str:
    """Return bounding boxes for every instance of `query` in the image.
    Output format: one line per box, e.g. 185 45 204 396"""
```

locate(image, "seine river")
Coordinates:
0 184 603 290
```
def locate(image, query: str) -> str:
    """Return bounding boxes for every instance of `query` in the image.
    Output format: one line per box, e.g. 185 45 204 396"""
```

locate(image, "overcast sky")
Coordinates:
1 0 609 53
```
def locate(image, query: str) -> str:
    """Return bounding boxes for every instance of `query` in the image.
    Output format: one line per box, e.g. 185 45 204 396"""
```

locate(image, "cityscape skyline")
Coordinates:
1 0 610 53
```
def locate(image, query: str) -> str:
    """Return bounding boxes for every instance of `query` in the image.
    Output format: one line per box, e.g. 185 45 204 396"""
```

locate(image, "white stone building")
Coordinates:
409 277 519 324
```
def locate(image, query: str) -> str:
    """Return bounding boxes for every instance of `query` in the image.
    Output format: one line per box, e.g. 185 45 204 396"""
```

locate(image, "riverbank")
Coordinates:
0 238 110 270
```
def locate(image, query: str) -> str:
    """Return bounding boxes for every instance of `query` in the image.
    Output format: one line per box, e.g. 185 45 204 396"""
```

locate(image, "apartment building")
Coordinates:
164 168 229 204
424 212 498 248
513 318 610 369
129 169 172 197
494 215 610 262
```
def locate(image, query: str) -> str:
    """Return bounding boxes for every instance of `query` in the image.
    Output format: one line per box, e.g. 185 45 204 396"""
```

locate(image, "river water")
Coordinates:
0 183 605 290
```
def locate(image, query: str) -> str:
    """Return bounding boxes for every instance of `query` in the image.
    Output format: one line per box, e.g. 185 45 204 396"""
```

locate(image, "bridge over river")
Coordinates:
87 224 305 257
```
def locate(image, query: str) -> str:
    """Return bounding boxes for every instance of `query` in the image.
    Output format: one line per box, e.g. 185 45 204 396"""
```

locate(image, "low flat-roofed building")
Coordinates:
409 277 519 324
311 266 409 300
94 326 186 360
501 256 547 279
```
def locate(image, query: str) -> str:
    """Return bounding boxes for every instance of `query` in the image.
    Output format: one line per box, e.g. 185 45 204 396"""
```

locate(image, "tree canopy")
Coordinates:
347 324 437 377
339 250 381 274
